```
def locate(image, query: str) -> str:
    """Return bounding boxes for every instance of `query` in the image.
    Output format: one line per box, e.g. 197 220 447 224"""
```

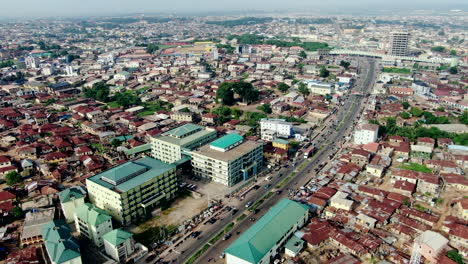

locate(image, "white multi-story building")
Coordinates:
260 118 294 141
25 56 39 69
389 32 410 56
103 229 137 262
74 203 113 247
58 187 86 223
354 123 379 145
304 80 335 95
191 134 263 186
151 123 217 164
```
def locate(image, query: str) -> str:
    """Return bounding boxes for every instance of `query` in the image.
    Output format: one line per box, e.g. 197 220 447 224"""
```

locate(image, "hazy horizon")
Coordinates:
0 0 467 19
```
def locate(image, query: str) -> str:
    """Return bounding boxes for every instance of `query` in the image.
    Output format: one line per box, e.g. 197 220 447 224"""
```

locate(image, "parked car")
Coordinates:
223 233 232 240
191 231 201 238
245 201 253 208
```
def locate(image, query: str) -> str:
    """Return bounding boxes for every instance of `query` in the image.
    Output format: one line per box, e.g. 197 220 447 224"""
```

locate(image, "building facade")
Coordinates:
389 32 410 56
86 157 177 225
74 203 113 247
151 123 217 164
58 187 86 223
260 118 293 141
354 123 379 145
102 229 136 262
191 134 263 186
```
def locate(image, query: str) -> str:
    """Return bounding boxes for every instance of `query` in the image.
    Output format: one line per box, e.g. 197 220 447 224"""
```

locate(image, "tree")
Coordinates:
146 43 159 54
216 83 235 105
431 46 446 53
233 82 259 103
410 107 423 117
111 138 122 148
299 50 307 59
83 81 110 102
459 111 468 125
449 66 458 74
113 91 141 107
277 82 290 93
339 60 351 69
319 66 330 78
5 171 21 186
257 103 272 114
436 107 445 112
400 112 411 119
298 82 310 97
11 206 24 219
447 250 463 264
450 50 457 56
401 101 410 110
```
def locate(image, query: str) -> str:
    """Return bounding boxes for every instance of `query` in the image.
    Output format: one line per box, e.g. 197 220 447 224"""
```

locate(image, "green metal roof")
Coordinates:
210 134 243 150
58 187 84 203
87 157 176 193
284 235 304 255
162 123 202 138
224 199 308 264
156 124 216 148
273 138 289 145
100 162 148 184
42 220 81 264
75 203 112 226
124 143 151 156
113 135 134 142
102 228 133 246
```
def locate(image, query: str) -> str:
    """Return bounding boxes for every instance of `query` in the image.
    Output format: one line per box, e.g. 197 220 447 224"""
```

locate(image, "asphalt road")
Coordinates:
161 58 378 264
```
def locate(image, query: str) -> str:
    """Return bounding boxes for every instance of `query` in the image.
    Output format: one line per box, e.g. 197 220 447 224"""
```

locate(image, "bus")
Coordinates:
303 146 316 159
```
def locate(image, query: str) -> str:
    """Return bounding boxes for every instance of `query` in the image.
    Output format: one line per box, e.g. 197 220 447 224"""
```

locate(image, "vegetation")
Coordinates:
136 101 173 117
185 244 211 264
112 90 141 108
67 54 80 62
382 67 411 74
449 66 458 74
294 18 333 24
206 17 273 27
212 106 243 125
398 163 432 173
319 66 330 78
277 82 290 93
431 46 446 53
400 112 411 119
146 43 159 54
216 44 235 53
236 214 247 222
228 34 328 51
5 171 21 185
0 60 15 68
298 82 310 97
216 81 259 105
339 60 351 69
257 103 272 114
299 50 307 59
401 101 410 110
244 112 267 127
83 82 110 102
459 111 468 125
410 107 423 117
11 206 24 219
447 250 464 264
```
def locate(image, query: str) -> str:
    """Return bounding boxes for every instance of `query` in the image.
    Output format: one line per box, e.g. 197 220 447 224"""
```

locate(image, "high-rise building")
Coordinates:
389 32 410 56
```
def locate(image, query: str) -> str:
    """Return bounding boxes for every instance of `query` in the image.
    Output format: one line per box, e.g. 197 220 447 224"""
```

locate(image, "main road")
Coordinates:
161 58 378 264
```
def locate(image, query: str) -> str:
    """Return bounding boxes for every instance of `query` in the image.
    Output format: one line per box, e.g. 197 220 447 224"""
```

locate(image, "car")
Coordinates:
253 185 260 190
276 190 282 195
145 254 157 263
225 206 232 212
223 233 232 240
208 218 217 224
231 209 239 215
254 209 260 214
245 201 253 208
264 184 271 189
191 231 201 238
250 217 256 221
266 176 273 181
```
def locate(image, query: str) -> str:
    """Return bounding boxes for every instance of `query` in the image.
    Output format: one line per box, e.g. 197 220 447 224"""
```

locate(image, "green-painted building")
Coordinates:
42 220 82 264
86 157 177 225
74 203 113 247
224 199 309 264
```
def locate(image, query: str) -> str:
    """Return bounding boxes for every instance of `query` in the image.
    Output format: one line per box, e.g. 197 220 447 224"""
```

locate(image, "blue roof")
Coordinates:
210 134 243 150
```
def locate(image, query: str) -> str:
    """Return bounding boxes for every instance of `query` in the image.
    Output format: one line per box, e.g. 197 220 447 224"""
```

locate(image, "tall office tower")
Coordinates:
389 32 410 56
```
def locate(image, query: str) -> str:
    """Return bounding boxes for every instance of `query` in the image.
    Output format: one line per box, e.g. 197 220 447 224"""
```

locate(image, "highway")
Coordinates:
160 58 378 264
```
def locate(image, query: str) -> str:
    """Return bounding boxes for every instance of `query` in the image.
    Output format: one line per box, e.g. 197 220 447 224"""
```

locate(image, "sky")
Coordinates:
0 0 466 18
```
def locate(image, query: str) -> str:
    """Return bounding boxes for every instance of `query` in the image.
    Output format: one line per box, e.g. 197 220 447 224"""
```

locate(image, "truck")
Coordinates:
303 146 316 159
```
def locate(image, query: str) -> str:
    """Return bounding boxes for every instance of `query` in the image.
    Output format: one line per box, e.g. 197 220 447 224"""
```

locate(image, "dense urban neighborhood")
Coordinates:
0 10 467 264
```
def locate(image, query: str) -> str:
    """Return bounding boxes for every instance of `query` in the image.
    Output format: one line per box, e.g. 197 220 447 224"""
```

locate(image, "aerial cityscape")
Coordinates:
0 1 467 264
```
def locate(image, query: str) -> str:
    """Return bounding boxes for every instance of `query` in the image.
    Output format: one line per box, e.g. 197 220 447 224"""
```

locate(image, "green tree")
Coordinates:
11 206 24 219
339 60 351 69
450 50 457 56
257 103 272 114
319 66 330 78
5 171 21 185
113 91 141 107
216 83 235 105
436 107 445 112
233 82 259 103
277 82 290 93
401 101 410 110
298 82 310 97
83 81 110 102
146 43 159 54
449 66 458 74
400 112 411 119
410 107 423 117
459 111 468 125
431 46 446 52
447 250 463 264
111 138 122 148
299 50 307 59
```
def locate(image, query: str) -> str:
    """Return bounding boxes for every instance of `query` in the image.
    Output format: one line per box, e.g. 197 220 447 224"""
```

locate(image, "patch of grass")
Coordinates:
209 231 225 244
249 192 274 212
414 204 427 212
382 67 411 74
276 173 295 189
236 214 247 222
106 101 120 108
398 163 432 173
185 244 211 264
224 222 234 233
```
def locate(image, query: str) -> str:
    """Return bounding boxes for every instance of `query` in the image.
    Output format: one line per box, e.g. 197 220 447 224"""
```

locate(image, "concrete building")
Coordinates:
354 123 379 145
411 231 448 264
389 32 410 56
191 134 263 186
260 118 294 141
74 203 113 247
224 199 309 264
102 229 136 262
304 80 335 95
58 187 86 223
151 123 217 164
86 157 177 225
42 220 82 264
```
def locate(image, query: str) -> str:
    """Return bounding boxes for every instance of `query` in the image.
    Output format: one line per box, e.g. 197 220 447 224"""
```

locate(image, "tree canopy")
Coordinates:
410 107 423 117
257 103 272 114
459 111 468 125
113 90 141 108
298 82 310 97
5 171 21 186
340 60 351 69
83 82 110 102
216 81 259 105
319 66 330 78
277 82 290 93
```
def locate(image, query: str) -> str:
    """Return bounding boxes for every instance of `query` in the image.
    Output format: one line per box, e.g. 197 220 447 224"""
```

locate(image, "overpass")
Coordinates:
328 49 467 66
